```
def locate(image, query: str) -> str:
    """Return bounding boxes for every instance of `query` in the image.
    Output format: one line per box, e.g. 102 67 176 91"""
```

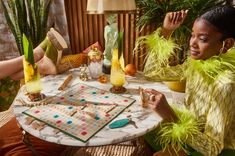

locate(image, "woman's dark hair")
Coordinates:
200 5 235 40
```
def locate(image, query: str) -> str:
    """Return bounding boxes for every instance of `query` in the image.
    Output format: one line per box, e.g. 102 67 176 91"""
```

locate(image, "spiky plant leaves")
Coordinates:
116 30 125 70
1 0 51 55
117 30 124 60
1 0 23 55
23 34 34 65
27 0 37 45
40 0 51 42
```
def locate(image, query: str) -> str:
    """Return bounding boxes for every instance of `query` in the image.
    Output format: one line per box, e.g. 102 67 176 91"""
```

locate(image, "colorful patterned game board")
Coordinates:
23 83 135 142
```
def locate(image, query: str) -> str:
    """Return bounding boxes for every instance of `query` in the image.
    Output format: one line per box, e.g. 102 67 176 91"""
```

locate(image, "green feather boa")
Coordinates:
134 28 180 66
185 48 235 81
156 106 202 154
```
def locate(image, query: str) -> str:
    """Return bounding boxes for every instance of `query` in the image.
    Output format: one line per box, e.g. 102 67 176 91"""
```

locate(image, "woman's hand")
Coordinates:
145 89 178 122
161 10 188 39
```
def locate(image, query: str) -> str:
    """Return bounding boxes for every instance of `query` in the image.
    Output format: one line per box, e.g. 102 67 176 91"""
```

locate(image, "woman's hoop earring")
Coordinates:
219 41 225 54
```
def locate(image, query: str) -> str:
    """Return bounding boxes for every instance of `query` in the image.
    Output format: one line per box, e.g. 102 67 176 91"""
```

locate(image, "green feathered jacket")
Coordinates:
142 28 235 156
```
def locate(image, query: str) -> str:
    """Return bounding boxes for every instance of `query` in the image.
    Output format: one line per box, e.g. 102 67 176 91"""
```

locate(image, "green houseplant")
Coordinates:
135 0 229 64
1 0 51 55
0 0 51 110
134 0 232 92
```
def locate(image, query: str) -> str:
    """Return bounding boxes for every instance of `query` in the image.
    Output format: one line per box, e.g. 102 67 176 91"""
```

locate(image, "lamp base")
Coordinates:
27 92 46 102
110 86 126 94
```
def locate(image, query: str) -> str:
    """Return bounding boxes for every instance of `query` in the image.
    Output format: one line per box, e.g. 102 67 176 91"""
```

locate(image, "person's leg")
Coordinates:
0 117 67 156
0 56 24 79
9 28 68 80
34 28 68 75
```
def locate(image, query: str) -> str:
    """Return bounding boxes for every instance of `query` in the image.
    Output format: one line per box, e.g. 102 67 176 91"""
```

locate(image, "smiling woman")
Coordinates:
189 19 231 60
140 5 235 156
189 19 223 60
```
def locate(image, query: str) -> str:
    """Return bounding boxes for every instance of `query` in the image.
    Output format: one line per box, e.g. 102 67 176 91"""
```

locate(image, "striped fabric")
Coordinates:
0 105 14 128
72 138 153 156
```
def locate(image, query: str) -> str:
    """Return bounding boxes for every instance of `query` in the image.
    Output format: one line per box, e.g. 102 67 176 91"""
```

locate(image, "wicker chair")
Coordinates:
0 104 14 128
63 138 153 156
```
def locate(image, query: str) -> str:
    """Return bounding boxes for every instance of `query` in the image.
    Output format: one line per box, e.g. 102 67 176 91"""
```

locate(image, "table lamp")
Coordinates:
87 0 136 74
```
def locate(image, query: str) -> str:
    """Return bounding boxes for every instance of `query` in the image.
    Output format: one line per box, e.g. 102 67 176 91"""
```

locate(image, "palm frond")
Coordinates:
23 34 34 65
118 30 124 60
135 0 229 64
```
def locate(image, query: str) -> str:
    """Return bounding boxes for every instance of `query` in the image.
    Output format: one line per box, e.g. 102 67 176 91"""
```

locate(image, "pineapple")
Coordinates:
22 34 42 93
110 31 126 87
23 59 35 82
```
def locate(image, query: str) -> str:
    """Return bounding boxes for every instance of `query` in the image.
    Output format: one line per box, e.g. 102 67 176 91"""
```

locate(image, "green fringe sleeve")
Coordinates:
145 106 202 154
134 28 185 81
157 106 202 153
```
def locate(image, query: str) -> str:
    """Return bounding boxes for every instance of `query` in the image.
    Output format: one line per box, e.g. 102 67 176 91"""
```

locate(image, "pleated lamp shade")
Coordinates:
87 0 136 14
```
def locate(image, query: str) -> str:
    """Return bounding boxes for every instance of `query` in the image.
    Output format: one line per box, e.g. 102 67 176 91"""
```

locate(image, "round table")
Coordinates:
13 70 182 146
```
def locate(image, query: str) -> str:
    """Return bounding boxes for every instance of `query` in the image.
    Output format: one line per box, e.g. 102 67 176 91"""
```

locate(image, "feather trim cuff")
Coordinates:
134 28 181 80
156 106 201 154
185 48 235 82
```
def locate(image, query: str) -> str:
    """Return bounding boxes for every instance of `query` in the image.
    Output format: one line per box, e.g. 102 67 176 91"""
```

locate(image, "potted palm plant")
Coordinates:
134 0 230 92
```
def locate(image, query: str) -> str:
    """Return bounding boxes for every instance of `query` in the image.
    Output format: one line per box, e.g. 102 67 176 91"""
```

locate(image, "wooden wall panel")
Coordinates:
64 0 156 70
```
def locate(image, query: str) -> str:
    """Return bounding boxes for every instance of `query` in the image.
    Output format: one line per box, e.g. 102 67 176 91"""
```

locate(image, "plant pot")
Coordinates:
163 80 186 93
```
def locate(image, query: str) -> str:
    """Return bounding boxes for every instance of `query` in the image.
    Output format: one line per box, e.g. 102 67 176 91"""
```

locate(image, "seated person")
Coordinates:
0 28 71 156
142 5 235 156
0 28 102 156
0 28 88 80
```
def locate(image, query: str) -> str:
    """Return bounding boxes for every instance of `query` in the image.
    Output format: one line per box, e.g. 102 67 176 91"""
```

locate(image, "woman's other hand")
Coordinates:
145 89 178 122
161 10 188 39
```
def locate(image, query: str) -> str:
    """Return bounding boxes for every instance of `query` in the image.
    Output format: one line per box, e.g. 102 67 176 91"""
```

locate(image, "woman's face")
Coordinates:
189 18 223 60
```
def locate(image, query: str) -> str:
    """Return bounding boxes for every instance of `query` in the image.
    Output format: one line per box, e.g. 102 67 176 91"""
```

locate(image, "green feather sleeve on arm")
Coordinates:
156 106 202 154
155 73 235 156
134 28 185 81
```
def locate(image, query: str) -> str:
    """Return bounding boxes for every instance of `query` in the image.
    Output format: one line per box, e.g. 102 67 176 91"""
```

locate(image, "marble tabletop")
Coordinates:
13 69 184 146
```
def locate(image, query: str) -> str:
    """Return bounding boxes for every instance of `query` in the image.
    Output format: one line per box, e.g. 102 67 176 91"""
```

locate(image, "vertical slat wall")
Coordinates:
64 0 156 70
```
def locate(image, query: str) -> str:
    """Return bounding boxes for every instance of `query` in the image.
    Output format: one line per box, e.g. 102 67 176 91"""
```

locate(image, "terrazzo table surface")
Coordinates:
13 70 184 146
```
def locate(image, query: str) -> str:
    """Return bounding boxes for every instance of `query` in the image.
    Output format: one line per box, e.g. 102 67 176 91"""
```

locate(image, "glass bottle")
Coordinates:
87 47 103 79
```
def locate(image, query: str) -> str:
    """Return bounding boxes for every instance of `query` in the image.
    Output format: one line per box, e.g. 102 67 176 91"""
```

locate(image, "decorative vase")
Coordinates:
88 48 103 79
163 80 186 93
103 15 119 75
